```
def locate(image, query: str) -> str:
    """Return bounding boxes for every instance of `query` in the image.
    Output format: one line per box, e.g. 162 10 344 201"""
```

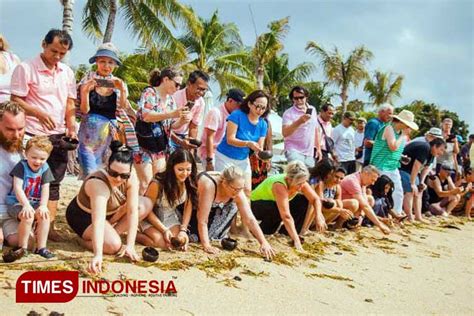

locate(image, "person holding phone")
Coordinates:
77 43 133 177
282 86 321 168
436 117 460 180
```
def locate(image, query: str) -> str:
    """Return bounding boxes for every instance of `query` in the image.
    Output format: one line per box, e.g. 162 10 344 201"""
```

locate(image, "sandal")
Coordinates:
2 247 27 263
35 248 55 259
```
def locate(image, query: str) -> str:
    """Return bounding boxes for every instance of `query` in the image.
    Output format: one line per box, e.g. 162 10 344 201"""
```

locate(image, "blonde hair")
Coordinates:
25 136 53 155
0 34 9 51
0 101 24 121
221 165 245 183
285 160 309 182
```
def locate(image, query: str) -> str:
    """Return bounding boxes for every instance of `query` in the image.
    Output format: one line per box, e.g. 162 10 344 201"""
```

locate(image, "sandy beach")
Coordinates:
1 175 473 315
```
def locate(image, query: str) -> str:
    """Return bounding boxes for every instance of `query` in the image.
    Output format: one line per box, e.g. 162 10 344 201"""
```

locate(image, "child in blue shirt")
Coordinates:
6 136 55 259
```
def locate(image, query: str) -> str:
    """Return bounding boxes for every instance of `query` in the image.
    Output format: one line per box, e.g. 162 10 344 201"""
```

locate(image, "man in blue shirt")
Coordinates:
363 103 394 166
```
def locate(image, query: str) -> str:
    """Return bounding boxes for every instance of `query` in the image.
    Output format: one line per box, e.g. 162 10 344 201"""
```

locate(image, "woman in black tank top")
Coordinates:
192 166 275 260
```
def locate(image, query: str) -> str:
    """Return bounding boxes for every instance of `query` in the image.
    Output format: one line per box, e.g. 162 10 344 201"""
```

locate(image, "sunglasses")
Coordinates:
252 103 267 111
173 80 181 89
107 168 131 180
293 96 305 101
227 182 245 192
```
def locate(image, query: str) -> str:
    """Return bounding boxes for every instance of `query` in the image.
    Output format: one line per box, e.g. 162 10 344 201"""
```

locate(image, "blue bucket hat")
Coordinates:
89 42 121 66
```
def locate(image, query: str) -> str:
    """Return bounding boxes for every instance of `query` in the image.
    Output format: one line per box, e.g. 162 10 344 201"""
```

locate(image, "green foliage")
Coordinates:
364 70 404 106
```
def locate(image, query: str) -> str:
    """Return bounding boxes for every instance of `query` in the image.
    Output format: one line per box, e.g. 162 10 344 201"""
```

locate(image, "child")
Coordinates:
370 175 397 223
5 136 55 259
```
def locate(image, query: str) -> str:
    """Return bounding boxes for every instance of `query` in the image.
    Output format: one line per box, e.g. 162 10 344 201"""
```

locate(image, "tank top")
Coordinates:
88 89 118 120
250 173 299 202
153 179 187 217
370 123 406 171
323 185 337 199
428 175 449 204
76 170 127 215
198 172 233 207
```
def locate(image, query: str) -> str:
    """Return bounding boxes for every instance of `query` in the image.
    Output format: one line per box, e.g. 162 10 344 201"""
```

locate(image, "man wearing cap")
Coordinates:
400 138 446 222
426 162 463 217
354 117 366 172
370 110 417 217
170 70 209 151
282 86 320 168
199 88 244 171
332 111 357 174
363 103 394 166
10 29 76 241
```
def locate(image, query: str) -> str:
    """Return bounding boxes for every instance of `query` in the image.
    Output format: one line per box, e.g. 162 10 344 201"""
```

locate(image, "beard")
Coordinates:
0 130 23 153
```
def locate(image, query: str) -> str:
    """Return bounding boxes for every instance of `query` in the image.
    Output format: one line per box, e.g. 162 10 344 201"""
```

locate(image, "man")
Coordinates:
400 138 446 222
363 103 394 166
282 86 321 168
315 103 335 160
426 162 463 216
354 117 366 172
332 111 357 174
199 88 244 171
436 117 459 176
340 165 391 234
170 70 210 150
0 101 25 250
411 127 444 144
10 29 76 241
460 134 474 168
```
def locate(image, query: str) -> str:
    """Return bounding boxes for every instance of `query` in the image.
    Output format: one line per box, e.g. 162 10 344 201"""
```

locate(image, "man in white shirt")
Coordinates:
332 111 357 174
354 117 366 172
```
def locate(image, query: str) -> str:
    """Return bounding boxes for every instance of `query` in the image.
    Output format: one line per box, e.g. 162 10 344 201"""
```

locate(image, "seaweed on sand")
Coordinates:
217 278 240 288
134 259 194 271
305 272 353 282
197 256 241 278
241 268 269 278
270 252 295 266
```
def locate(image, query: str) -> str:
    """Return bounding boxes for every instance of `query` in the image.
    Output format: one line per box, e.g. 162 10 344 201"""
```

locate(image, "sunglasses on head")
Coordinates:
107 168 131 180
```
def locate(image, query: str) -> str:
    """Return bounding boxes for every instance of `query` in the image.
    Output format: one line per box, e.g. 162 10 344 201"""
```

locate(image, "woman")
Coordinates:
191 166 275 259
137 149 197 251
370 110 417 216
250 161 327 251
66 141 151 274
78 43 137 176
134 68 188 194
313 162 358 229
370 175 395 219
0 34 20 102
216 90 270 195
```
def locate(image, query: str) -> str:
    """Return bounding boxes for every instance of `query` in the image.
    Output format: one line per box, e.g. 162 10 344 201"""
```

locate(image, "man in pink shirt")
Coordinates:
10 29 76 241
170 70 209 151
282 86 321 168
340 165 391 234
199 88 244 171
316 103 335 160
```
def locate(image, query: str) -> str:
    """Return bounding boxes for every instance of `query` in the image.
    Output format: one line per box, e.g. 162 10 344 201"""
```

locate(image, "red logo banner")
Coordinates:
16 271 79 303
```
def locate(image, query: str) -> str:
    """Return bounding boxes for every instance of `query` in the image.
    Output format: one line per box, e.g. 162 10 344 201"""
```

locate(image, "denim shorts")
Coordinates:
399 169 419 193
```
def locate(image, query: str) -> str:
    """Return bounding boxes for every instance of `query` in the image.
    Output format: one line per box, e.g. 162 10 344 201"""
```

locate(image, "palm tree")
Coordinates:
82 0 200 59
306 42 373 113
364 70 404 106
60 0 74 35
180 10 254 95
252 17 290 90
264 53 314 114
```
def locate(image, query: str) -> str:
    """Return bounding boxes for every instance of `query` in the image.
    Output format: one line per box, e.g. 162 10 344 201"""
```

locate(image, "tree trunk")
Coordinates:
256 65 264 90
340 87 348 113
103 0 117 43
60 0 74 64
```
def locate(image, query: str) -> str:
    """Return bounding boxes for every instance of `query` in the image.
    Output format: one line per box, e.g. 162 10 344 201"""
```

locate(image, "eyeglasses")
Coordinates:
252 103 267 111
227 182 245 192
173 79 181 89
196 86 208 93
107 168 131 180
293 96 305 101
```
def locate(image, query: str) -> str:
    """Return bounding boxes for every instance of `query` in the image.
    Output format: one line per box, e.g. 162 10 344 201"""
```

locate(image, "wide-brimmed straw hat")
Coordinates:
89 42 121 66
392 110 419 131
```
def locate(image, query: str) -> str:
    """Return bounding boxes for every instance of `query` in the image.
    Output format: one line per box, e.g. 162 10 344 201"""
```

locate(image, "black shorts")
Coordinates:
66 197 92 238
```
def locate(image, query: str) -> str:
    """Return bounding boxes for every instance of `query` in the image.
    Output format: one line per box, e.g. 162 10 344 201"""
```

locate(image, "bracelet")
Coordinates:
180 227 190 234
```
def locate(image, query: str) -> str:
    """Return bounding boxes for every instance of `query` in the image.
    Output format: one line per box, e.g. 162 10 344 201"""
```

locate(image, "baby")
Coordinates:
6 136 55 259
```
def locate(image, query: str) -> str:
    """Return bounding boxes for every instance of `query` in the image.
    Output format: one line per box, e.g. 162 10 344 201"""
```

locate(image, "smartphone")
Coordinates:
305 108 313 115
447 134 456 142
185 101 195 109
95 79 115 88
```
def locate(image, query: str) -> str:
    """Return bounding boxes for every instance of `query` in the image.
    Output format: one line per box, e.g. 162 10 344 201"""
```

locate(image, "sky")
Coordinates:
1 0 473 133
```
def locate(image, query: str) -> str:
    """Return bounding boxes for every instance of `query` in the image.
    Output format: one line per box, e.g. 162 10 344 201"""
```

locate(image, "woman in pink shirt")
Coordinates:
0 35 21 103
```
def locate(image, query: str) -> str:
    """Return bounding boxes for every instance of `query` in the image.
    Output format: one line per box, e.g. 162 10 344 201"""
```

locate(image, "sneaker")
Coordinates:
35 248 55 259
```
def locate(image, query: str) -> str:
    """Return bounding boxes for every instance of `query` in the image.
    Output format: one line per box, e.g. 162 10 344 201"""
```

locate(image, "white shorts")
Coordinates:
214 151 251 175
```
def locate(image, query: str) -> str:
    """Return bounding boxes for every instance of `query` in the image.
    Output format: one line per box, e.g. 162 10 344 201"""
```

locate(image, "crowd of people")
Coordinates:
0 30 473 274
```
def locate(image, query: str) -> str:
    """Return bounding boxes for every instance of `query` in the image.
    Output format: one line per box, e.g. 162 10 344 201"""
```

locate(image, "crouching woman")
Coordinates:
191 166 275 260
66 141 151 274
250 161 327 251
